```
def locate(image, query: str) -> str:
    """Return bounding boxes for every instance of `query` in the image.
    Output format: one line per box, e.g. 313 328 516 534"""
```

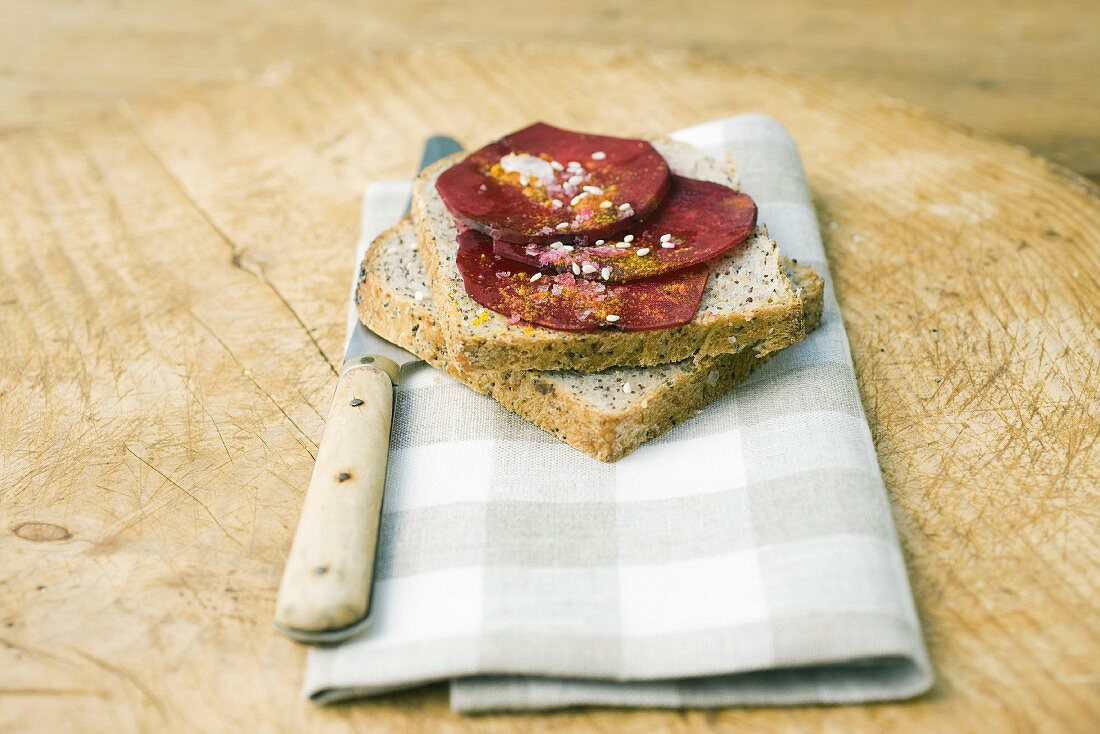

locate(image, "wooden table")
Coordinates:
2 1 1099 184
1 47 1097 733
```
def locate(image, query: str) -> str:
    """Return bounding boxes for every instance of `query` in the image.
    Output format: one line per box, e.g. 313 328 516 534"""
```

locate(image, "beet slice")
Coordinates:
492 176 757 282
455 227 707 332
436 122 671 246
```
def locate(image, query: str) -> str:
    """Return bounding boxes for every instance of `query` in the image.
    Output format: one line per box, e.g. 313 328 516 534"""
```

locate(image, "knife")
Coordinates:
274 135 463 644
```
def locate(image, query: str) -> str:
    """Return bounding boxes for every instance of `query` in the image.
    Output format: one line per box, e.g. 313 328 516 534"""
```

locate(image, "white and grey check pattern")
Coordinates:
307 115 932 711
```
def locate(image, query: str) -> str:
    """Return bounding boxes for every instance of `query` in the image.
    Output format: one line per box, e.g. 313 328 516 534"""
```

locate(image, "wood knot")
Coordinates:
337 472 352 482
12 522 72 542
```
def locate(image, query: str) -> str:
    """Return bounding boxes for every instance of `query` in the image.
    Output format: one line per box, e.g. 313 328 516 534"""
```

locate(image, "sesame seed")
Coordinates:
615 241 629 248
550 160 564 171
605 314 620 322
570 193 587 206
636 247 651 256
583 185 603 195
571 263 581 275
529 272 542 282
567 174 584 186
567 161 581 169
600 266 611 280
661 242 675 249
622 381 632 393
551 199 563 208
581 263 598 274
414 290 425 300
594 239 605 246
591 151 606 160
549 241 563 249
556 222 570 231
660 233 672 242
600 200 612 209
562 245 574 252
618 203 631 211
623 235 634 243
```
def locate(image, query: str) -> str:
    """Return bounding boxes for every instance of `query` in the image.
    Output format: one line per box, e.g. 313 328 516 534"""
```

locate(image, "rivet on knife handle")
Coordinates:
274 360 394 640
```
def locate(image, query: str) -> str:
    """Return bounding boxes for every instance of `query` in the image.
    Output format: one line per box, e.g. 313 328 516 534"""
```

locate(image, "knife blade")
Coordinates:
274 135 463 644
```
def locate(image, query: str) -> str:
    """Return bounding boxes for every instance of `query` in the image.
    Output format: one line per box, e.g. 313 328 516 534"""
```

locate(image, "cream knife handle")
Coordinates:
275 362 394 634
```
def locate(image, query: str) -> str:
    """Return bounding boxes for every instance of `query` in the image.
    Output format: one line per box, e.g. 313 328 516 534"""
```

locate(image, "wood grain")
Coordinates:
1 0 1098 182
1 47 1097 733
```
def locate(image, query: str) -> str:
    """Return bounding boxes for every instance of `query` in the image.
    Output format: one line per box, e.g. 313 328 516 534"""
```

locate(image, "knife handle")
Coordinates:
274 362 394 636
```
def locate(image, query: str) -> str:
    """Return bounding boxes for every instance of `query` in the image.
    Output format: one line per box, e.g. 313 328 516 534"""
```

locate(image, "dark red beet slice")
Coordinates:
455 227 707 332
436 122 671 246
492 176 757 283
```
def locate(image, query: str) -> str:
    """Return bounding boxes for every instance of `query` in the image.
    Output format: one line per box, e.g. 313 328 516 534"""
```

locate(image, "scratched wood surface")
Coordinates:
1 47 1097 734
2 0 1099 183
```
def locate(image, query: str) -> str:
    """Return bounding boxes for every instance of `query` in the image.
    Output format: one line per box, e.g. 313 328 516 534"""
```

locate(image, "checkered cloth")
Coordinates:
304 115 932 711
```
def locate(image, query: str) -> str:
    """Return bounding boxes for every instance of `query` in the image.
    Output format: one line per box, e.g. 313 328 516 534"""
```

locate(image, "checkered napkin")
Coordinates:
304 115 933 711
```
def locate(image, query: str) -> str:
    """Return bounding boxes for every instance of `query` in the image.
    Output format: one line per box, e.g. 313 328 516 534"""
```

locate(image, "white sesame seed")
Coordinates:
571 263 581 275
600 200 612 209
561 245 574 252
583 185 603 195
618 203 631 211
551 199 563 208
636 247 651 256
567 174 584 186
414 290 425 301
570 193 587 206
591 151 606 160
529 272 542 282
567 161 581 169
594 239 605 246
623 234 634 243
660 233 672 242
622 381 632 393
556 222 570 231
661 242 675 249
549 241 563 249
600 266 611 280
605 314 620 322
615 241 630 248
581 263 598 274
550 160 564 171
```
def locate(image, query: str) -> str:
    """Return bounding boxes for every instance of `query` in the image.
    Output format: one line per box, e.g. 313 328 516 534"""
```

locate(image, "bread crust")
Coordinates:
357 220 824 461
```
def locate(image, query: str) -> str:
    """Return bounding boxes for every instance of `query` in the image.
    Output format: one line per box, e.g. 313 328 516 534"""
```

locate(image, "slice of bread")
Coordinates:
357 219 824 461
412 137 806 372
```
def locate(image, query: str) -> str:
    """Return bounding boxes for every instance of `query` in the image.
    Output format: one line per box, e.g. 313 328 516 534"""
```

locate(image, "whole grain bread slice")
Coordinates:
357 219 824 461
412 137 805 372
